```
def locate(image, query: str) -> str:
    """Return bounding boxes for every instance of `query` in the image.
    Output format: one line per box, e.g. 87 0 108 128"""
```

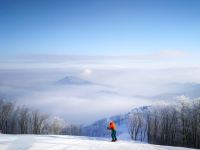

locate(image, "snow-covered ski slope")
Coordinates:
0 134 195 150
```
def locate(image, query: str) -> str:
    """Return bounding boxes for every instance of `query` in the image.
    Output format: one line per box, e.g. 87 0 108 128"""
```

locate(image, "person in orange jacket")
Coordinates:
107 121 117 142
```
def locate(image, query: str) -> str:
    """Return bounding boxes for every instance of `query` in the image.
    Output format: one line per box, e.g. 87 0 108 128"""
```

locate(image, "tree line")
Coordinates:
1 98 199 149
127 100 200 149
0 99 81 135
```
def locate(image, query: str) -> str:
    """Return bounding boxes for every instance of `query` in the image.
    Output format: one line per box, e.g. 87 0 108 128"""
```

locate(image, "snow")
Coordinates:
0 134 194 150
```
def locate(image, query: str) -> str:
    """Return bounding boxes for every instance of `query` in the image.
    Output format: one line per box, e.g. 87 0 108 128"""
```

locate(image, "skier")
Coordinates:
107 121 117 142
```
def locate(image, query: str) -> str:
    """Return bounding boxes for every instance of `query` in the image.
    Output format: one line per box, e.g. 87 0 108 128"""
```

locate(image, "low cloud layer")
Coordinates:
0 51 200 124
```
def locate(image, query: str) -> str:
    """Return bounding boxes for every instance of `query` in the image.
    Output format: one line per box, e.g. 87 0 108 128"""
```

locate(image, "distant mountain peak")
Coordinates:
55 75 93 85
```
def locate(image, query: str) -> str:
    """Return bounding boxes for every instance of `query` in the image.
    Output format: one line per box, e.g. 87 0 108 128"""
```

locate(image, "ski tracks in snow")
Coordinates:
0 135 195 150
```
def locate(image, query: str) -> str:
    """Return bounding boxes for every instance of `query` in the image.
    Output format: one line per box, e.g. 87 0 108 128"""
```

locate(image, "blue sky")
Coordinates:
0 0 200 56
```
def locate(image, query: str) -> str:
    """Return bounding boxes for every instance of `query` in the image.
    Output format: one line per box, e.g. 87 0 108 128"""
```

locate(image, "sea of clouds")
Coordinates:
0 51 200 124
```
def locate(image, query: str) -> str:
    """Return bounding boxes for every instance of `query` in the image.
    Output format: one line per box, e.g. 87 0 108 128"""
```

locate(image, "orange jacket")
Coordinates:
109 121 116 130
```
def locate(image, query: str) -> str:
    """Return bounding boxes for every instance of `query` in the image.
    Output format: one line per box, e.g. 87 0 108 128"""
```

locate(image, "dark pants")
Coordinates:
111 129 117 141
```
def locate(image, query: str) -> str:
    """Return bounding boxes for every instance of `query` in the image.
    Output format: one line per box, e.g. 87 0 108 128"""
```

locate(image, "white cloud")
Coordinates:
157 50 190 58
0 51 200 124
81 68 93 76
0 50 196 70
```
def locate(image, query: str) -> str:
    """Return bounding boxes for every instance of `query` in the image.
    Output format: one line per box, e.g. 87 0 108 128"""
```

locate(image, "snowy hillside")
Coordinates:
0 134 194 150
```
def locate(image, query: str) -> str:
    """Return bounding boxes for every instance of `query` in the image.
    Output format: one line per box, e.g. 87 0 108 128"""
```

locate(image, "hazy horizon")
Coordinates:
0 52 200 124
